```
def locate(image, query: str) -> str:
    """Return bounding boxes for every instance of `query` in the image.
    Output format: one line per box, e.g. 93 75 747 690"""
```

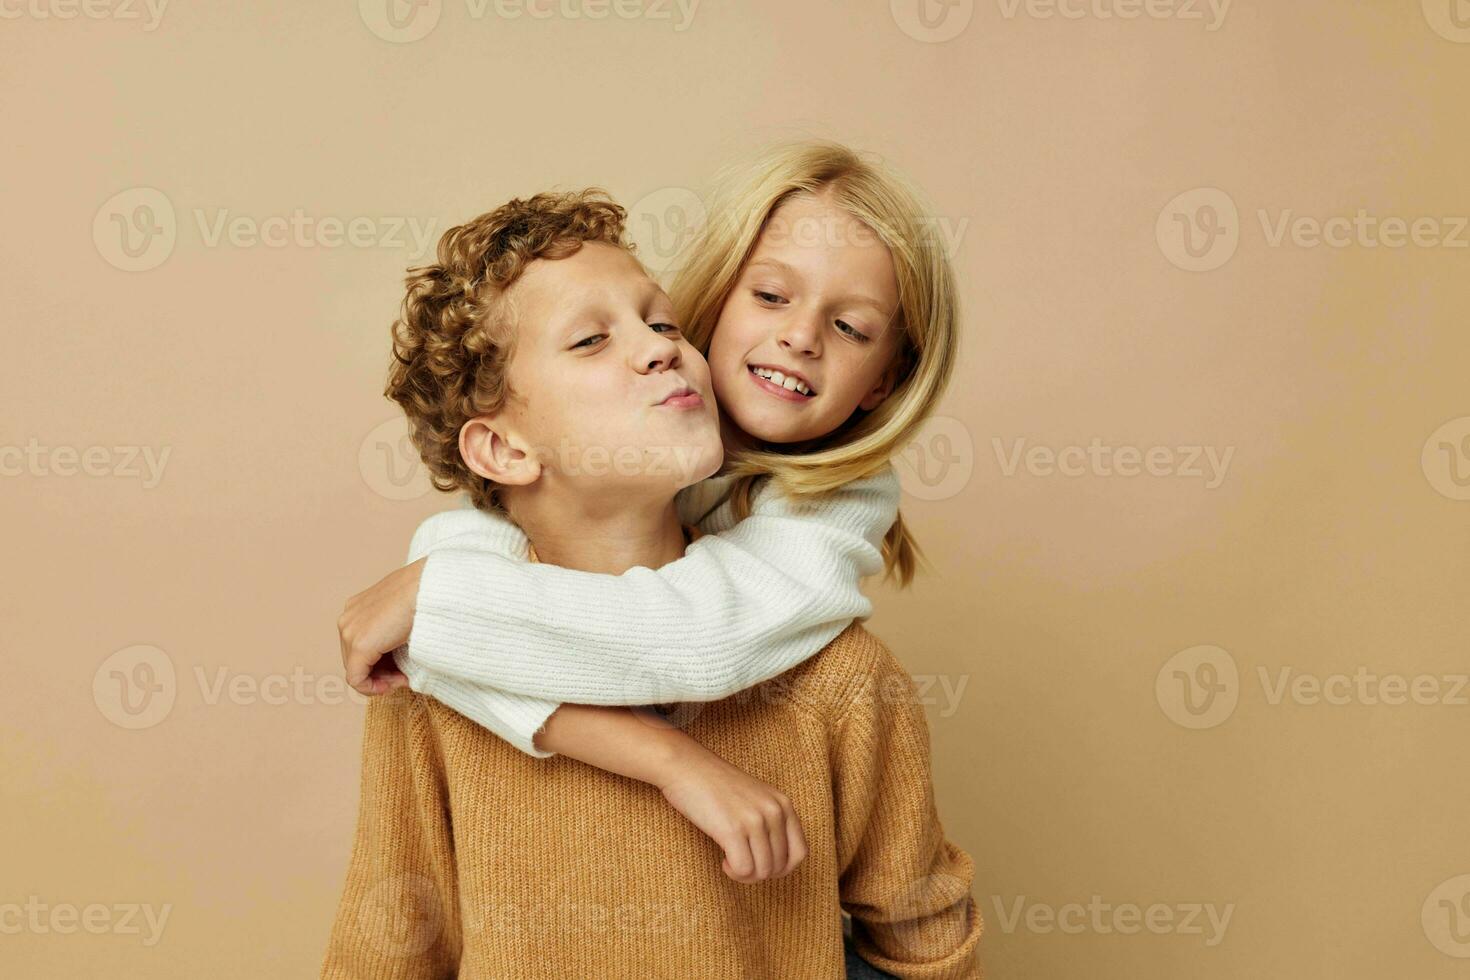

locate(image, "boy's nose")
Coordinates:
636 332 682 373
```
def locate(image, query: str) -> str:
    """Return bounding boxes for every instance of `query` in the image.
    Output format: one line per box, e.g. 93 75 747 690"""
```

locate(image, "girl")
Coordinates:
338 141 960 954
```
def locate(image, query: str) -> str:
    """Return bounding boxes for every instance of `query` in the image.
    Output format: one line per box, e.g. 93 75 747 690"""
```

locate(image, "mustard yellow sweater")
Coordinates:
322 621 984 978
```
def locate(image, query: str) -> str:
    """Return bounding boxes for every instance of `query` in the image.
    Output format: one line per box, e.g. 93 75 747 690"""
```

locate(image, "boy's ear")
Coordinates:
858 360 902 412
459 415 541 487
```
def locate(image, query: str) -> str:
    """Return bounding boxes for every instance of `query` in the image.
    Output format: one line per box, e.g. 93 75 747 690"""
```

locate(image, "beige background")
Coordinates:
4 1 1468 977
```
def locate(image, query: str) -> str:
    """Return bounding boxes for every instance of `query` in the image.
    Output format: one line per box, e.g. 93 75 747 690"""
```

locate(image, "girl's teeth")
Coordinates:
751 365 812 396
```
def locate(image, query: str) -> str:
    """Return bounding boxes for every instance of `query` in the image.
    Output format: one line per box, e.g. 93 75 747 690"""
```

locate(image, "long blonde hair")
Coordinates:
667 141 961 588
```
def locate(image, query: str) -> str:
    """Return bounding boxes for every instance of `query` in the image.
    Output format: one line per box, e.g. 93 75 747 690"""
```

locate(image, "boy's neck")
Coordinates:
507 489 689 574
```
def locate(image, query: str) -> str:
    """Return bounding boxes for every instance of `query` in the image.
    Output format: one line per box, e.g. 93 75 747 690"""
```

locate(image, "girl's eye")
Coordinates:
571 334 606 350
836 319 871 342
649 322 681 335
753 290 787 305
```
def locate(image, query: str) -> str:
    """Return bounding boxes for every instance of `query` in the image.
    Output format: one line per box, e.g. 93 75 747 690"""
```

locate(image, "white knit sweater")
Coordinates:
393 464 901 757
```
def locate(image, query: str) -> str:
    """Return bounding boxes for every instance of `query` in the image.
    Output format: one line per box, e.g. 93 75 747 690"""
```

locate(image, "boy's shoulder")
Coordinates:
757 623 918 728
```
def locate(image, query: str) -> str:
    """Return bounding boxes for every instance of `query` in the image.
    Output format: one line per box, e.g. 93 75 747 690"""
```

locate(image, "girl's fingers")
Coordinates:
722 835 755 881
782 806 808 876
767 808 789 875
746 825 774 882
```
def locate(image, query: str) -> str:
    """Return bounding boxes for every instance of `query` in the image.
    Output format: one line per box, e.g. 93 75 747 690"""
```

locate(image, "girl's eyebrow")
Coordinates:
745 257 798 278
746 257 892 317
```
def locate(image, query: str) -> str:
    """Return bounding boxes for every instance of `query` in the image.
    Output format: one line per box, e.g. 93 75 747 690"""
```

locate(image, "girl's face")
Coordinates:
705 191 904 446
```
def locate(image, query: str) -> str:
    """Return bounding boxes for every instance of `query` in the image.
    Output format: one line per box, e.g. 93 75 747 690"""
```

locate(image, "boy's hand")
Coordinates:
338 559 426 696
655 745 809 884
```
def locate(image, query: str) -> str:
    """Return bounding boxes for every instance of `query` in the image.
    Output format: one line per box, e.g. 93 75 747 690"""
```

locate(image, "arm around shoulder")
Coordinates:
406 464 903 704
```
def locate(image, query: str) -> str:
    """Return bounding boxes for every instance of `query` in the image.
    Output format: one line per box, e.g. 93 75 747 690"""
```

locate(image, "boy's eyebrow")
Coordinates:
551 278 671 341
745 257 894 317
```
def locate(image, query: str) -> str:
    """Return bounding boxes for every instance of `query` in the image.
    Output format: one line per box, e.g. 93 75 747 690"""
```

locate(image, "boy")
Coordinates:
322 191 983 978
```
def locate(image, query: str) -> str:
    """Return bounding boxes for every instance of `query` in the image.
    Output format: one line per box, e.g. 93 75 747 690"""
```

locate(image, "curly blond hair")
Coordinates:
385 190 629 512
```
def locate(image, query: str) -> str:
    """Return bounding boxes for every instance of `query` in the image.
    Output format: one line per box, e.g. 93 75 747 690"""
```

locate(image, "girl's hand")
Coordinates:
655 745 809 884
338 558 425 695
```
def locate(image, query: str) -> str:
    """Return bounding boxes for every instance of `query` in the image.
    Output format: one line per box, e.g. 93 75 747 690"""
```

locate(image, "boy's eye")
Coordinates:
649 322 680 335
571 334 606 350
753 290 787 305
835 319 870 342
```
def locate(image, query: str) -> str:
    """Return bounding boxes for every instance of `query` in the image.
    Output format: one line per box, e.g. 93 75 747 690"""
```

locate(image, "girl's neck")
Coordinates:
717 411 756 464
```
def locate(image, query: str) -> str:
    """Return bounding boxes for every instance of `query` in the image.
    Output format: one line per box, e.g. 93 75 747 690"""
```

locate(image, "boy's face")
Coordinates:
705 191 904 446
492 241 723 500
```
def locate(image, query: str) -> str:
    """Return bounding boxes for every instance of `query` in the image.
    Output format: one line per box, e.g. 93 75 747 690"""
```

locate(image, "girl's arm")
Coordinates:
369 517 808 883
404 463 900 707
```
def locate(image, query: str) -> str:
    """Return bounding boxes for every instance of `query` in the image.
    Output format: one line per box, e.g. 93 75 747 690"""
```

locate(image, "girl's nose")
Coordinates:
777 311 822 357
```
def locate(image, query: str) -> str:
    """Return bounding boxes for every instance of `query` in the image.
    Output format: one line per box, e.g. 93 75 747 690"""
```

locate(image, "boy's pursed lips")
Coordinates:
654 380 705 408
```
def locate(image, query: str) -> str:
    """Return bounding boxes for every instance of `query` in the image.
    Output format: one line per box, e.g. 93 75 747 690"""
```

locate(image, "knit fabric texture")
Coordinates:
323 619 984 978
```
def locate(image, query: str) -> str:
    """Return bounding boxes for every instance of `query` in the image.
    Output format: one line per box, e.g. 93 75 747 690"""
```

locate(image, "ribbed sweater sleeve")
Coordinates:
320 693 462 979
403 463 900 710
832 638 985 979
